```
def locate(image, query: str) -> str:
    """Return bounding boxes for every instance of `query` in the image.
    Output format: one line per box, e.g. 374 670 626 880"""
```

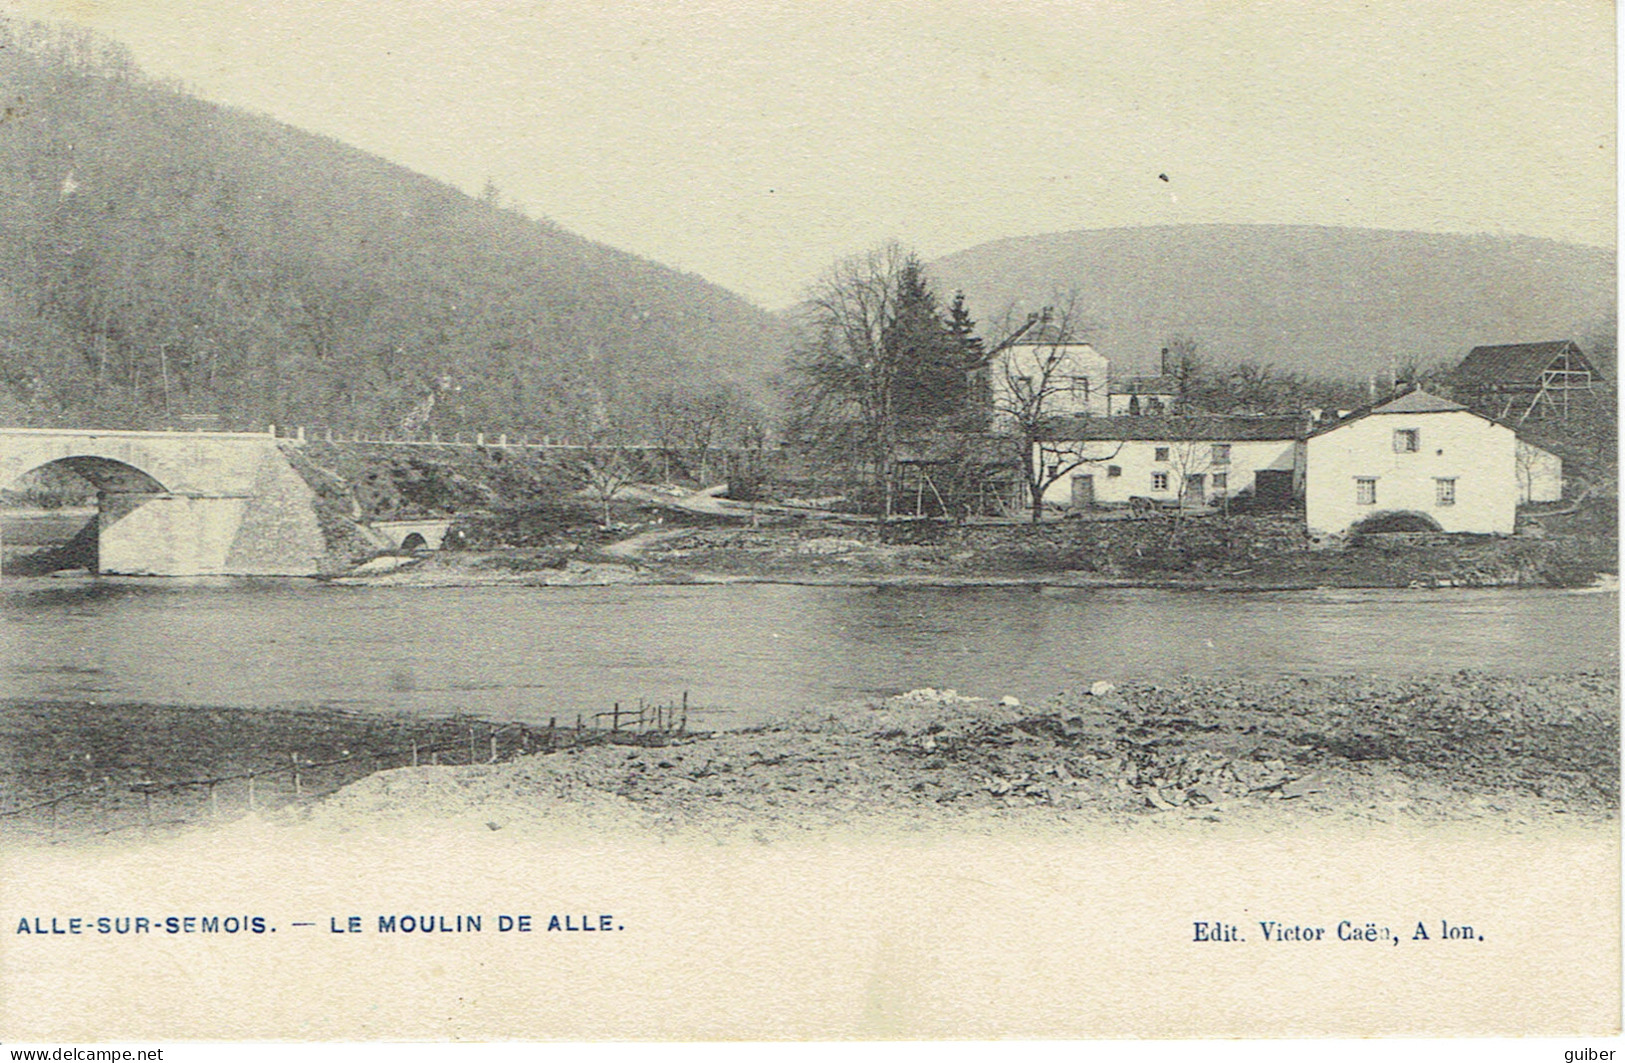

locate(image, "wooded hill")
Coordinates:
0 21 788 437
930 224 1616 379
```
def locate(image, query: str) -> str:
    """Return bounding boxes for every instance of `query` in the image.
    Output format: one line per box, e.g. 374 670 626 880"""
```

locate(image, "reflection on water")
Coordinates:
1 579 1617 726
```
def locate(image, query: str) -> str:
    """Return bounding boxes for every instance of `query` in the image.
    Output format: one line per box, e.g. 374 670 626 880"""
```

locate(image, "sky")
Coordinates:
7 0 1617 309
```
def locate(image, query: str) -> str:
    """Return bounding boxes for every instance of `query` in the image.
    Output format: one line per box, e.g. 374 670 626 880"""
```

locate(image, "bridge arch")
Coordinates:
1 457 174 575
3 455 170 496
0 433 198 500
0 428 328 575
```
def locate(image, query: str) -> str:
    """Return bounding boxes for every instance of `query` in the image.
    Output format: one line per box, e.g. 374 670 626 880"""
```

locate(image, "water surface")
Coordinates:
1 579 1616 725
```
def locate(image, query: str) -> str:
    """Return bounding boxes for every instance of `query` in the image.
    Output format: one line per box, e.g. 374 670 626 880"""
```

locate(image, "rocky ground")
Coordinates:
304 672 1619 839
322 504 1617 591
633 509 1617 590
3 673 1614 843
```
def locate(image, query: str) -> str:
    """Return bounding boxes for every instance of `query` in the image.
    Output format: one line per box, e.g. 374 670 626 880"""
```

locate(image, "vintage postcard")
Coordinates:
0 0 1617 1047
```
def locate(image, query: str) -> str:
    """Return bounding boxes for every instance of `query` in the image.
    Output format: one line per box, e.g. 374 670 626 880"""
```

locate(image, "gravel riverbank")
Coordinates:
5 673 1613 843
306 672 1618 838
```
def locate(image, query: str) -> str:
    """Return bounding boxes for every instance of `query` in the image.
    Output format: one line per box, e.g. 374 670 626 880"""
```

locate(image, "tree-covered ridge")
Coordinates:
0 20 787 436
930 224 1616 381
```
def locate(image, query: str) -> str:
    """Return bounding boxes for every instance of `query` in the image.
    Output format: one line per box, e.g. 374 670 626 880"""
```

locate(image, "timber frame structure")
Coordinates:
1454 340 1604 424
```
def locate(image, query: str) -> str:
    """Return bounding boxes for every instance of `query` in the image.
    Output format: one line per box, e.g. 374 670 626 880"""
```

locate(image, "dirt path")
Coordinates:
616 484 750 518
601 525 694 559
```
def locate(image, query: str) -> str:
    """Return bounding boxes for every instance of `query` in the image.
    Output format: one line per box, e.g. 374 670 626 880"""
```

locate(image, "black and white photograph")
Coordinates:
0 0 1616 1046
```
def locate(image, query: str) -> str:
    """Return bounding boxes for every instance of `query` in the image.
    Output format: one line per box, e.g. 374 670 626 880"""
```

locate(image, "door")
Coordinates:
1183 473 1205 506
1070 474 1095 508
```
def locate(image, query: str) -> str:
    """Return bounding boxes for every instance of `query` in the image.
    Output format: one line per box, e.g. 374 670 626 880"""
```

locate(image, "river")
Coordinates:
1 578 1616 726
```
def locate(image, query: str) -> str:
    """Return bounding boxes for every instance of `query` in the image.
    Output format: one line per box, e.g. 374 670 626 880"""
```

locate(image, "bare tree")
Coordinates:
1024 437 1125 520
642 388 688 483
579 446 634 529
986 297 1120 522
639 383 761 485
682 386 741 484
787 242 961 519
1164 437 1216 525
1163 334 1202 413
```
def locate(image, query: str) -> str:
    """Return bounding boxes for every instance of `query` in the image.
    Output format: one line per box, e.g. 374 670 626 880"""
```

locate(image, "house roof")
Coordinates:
1306 387 1482 438
1455 340 1598 385
1010 325 1088 348
1037 413 1306 443
1367 389 1466 414
1109 376 1180 396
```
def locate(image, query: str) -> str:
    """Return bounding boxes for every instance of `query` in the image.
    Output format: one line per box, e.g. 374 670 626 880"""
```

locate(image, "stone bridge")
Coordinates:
0 428 327 576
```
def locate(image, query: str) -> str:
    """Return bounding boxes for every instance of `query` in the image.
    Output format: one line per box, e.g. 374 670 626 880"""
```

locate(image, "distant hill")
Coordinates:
930 225 1616 379
0 21 788 436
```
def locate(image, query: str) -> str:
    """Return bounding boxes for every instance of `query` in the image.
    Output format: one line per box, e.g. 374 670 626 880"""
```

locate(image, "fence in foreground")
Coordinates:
0 696 716 843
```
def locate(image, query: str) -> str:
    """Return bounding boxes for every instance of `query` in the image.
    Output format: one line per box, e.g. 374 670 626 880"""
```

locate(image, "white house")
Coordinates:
1304 389 1523 537
1032 414 1306 510
990 328 1111 422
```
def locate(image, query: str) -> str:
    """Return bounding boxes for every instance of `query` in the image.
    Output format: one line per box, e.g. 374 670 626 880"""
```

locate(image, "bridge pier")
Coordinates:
98 493 250 576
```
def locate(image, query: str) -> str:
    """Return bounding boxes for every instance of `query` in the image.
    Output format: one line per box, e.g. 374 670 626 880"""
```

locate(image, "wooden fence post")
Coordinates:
490 732 498 763
412 743 419 767
291 753 302 797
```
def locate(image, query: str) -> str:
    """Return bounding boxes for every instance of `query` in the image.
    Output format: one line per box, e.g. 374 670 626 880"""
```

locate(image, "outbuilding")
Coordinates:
1454 339 1602 424
1107 376 1180 416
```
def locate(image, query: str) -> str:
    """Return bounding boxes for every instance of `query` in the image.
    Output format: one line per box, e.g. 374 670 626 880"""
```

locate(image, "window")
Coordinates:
1212 472 1228 492
1211 444 1231 465
1016 375 1034 398
1355 477 1377 505
1435 478 1456 506
1071 376 1090 400
1047 464 1059 481
1107 465 1122 478
1151 471 1169 492
1154 446 1170 463
1393 429 1420 453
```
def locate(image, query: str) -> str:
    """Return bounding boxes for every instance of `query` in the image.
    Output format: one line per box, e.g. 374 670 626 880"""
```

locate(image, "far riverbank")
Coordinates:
333 505 1617 592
